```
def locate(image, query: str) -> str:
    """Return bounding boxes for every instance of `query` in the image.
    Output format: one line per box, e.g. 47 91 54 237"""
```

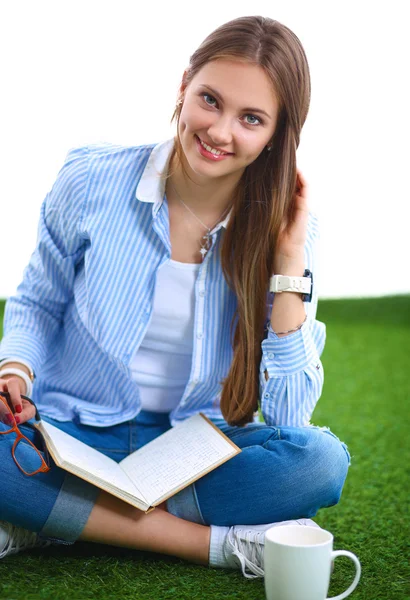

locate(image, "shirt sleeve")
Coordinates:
258 211 326 427
0 147 90 375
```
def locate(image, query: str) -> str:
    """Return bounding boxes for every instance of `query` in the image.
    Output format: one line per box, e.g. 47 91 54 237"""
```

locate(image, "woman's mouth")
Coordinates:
195 135 233 161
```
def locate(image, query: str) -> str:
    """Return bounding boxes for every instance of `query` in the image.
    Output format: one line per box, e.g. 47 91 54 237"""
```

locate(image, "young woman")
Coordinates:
0 16 351 578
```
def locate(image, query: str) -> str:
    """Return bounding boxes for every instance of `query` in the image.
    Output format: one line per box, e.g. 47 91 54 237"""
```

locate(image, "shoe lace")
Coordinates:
228 528 265 579
0 522 49 559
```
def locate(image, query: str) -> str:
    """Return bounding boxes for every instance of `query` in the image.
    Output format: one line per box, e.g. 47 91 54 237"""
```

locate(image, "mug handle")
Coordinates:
327 550 361 600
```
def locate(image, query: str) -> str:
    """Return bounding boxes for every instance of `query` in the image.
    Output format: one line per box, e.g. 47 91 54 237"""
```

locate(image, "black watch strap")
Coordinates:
301 269 313 302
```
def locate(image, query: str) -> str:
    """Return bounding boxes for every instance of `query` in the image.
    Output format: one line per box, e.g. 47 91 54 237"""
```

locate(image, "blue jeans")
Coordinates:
0 410 351 543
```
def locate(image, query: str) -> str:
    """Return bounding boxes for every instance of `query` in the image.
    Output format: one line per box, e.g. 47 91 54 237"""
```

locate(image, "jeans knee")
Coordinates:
307 426 351 507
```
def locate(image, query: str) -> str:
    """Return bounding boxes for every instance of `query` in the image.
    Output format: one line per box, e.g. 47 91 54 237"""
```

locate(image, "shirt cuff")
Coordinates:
261 323 319 377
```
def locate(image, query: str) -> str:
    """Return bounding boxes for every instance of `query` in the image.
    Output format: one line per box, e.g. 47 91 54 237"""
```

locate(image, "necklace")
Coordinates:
169 180 227 261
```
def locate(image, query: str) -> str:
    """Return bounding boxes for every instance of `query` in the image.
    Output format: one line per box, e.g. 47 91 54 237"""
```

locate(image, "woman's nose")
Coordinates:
207 117 233 148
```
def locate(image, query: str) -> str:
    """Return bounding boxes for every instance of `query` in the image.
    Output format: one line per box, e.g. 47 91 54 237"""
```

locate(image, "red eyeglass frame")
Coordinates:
0 391 50 476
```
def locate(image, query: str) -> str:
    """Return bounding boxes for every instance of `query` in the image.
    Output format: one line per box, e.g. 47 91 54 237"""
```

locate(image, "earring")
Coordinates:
266 144 272 152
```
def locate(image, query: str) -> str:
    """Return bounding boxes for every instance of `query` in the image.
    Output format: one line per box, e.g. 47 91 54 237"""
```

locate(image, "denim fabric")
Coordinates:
0 411 351 543
0 411 172 543
169 420 351 526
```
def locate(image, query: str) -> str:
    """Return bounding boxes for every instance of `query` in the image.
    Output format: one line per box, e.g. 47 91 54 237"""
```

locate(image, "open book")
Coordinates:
34 413 241 513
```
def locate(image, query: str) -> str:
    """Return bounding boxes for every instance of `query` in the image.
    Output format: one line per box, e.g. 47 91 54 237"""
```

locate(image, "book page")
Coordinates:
119 413 239 505
37 421 147 503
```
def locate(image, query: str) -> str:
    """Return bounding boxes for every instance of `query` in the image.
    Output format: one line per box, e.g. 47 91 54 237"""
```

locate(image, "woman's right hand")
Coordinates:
0 375 36 424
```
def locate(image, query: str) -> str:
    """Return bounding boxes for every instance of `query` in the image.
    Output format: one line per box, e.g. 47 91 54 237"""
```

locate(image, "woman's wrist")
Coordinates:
0 362 33 395
0 370 30 395
273 256 305 277
0 358 34 381
0 361 31 377
270 282 306 337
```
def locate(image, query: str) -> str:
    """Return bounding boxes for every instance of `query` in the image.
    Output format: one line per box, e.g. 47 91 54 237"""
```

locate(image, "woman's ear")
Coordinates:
179 67 190 95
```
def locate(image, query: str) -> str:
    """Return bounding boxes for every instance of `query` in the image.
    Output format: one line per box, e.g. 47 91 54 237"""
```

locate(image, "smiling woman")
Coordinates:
169 60 279 198
175 59 279 177
167 18 312 426
0 15 351 583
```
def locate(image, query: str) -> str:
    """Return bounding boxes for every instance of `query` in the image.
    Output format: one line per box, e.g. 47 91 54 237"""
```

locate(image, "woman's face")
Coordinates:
177 58 280 184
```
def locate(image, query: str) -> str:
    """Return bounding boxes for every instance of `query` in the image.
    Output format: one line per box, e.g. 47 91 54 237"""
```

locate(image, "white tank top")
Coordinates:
130 258 200 412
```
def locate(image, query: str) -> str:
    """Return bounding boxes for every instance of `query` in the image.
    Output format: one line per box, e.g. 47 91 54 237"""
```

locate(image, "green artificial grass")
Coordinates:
0 295 409 600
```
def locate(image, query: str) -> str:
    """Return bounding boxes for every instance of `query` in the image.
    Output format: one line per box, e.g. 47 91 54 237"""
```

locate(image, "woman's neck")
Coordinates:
167 151 240 220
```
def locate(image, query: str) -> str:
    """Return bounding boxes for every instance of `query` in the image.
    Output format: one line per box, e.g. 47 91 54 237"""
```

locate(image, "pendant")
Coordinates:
203 232 212 247
199 232 212 261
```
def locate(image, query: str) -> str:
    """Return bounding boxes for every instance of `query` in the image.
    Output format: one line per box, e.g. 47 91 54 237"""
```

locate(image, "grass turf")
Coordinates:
0 295 409 600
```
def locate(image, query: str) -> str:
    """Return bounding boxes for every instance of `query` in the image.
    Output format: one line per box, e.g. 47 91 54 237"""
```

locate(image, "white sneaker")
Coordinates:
0 521 51 559
224 518 321 579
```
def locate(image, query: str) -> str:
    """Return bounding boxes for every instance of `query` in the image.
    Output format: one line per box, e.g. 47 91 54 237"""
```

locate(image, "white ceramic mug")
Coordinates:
264 525 361 600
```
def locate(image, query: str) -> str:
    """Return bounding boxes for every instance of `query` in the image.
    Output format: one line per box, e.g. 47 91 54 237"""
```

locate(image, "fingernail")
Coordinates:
5 414 14 425
16 405 22 413
15 415 21 424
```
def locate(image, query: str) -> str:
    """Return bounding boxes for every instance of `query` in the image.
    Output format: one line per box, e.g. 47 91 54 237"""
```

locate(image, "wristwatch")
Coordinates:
269 269 313 302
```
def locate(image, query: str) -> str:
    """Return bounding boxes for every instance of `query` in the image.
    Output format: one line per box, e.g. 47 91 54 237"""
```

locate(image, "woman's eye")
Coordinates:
202 93 218 107
244 114 262 126
200 94 262 125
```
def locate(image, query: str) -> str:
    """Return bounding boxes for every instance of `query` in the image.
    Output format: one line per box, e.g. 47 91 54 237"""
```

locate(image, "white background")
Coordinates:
1 0 408 299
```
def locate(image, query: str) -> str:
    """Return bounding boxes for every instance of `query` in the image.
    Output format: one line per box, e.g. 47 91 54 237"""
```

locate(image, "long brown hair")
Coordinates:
170 16 311 426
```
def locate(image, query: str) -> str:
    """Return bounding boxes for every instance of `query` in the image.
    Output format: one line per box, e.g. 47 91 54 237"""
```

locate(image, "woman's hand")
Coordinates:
0 376 36 425
274 169 310 273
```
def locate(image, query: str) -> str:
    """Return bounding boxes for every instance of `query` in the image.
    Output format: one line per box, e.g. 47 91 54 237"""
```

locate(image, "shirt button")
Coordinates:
199 290 205 297
267 352 274 360
197 332 203 339
264 393 270 399
193 378 199 385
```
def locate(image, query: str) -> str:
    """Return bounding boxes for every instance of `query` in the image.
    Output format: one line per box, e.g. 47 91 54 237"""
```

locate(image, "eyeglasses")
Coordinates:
0 391 50 476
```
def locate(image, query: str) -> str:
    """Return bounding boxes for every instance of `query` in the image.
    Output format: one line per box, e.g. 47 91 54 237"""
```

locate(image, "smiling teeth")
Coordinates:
199 138 227 155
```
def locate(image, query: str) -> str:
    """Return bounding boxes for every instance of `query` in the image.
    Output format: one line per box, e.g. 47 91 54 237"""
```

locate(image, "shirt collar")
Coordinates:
135 137 232 230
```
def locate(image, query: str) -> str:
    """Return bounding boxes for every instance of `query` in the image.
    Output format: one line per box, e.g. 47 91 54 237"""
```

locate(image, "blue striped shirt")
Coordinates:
0 138 326 427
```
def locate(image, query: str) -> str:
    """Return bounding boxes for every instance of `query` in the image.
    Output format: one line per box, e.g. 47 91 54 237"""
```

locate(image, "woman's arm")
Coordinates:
269 268 306 337
259 214 325 427
0 147 89 421
270 169 309 337
258 172 326 426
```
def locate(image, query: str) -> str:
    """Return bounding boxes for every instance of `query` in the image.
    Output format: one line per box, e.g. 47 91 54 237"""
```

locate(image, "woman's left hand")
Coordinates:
274 169 310 271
